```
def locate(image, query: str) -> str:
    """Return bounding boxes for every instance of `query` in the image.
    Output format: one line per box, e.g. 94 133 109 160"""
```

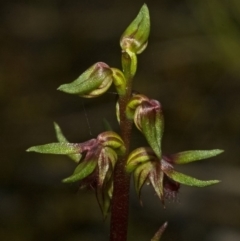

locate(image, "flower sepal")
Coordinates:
166 149 224 165
162 166 220 187
151 222 168 241
96 173 113 219
27 143 81 155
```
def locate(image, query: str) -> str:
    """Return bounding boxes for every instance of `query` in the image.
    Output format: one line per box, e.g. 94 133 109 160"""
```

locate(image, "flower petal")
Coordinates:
98 131 126 155
62 159 97 183
96 173 113 219
133 162 152 199
98 147 117 186
126 147 156 173
54 122 81 162
126 94 149 120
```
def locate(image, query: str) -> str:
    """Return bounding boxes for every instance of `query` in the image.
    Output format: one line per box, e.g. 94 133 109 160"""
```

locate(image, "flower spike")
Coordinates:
26 4 225 236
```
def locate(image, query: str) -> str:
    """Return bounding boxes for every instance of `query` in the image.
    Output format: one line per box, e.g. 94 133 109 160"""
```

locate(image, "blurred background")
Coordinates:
1 0 240 240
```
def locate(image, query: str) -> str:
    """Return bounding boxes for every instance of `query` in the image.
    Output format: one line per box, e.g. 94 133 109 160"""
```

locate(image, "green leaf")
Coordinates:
62 160 97 183
170 149 224 164
57 62 113 98
27 143 80 155
120 4 150 54
164 169 220 187
54 122 81 162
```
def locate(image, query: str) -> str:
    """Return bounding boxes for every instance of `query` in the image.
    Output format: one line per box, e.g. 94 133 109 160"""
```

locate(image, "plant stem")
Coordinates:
109 52 134 241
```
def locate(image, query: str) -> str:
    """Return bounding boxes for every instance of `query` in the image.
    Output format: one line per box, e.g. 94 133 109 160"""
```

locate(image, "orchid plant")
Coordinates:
27 4 223 241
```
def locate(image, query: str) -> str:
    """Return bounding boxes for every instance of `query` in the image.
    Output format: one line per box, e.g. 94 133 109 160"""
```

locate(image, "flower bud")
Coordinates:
58 62 113 98
111 68 126 95
121 50 137 79
120 4 150 54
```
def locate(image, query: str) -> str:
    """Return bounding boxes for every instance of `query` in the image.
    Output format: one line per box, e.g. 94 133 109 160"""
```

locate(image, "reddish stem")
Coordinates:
109 61 133 241
109 155 130 241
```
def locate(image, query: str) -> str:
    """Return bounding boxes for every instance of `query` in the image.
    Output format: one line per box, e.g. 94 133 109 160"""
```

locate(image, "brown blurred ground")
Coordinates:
1 0 240 241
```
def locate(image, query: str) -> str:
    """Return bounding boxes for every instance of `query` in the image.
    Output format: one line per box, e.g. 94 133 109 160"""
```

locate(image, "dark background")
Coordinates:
1 0 240 240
